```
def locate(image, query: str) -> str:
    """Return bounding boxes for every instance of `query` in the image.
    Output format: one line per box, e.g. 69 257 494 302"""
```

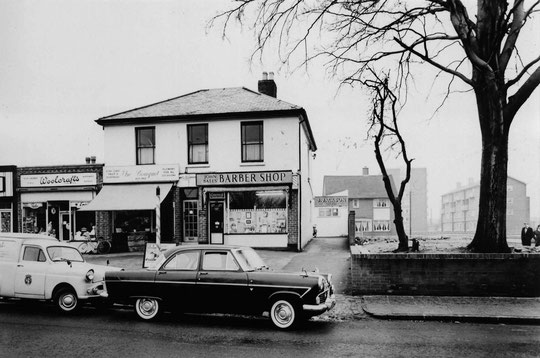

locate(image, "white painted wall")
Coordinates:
102 116 300 172
299 123 315 248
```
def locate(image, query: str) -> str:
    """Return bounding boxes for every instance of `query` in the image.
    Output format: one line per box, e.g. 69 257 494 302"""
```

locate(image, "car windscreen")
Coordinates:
47 246 85 262
233 248 268 271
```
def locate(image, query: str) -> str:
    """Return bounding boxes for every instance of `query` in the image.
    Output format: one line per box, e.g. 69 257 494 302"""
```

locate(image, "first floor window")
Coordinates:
241 121 264 162
187 124 208 164
374 199 390 208
136 127 155 165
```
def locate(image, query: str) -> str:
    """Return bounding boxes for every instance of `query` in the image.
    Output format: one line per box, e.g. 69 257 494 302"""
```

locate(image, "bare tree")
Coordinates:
213 0 540 252
364 72 413 252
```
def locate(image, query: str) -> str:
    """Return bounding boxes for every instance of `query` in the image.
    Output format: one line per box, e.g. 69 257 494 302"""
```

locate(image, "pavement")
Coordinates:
85 237 540 325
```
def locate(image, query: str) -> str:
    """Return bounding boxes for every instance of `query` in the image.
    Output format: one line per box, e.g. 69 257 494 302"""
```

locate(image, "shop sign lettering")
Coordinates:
21 173 97 188
104 165 179 183
197 171 293 186
314 196 348 207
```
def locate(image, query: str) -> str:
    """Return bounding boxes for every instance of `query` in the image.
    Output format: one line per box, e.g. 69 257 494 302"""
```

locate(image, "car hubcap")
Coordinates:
61 294 76 310
274 303 293 325
140 299 157 316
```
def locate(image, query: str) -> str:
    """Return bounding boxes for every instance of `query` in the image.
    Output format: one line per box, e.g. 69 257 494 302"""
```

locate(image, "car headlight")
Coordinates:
85 269 95 282
318 276 324 290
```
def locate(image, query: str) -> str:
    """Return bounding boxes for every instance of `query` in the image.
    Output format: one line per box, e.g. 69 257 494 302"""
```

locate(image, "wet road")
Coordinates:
1 300 539 358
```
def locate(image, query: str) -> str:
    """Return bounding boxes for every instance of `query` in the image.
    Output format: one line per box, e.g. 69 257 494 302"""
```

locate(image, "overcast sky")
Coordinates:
1 0 539 224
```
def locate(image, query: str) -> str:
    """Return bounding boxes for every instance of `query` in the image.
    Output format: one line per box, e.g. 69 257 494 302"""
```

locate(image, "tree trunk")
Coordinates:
467 74 511 253
393 205 409 252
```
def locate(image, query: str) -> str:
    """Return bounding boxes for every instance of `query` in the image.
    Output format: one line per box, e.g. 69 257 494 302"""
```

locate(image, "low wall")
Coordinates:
350 246 540 297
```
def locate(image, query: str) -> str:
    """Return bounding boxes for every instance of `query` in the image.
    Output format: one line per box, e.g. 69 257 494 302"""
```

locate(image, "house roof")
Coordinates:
96 86 317 151
323 175 396 199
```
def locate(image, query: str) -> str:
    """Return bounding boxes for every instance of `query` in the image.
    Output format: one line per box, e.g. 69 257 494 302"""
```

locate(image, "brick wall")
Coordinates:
288 189 298 248
350 247 540 297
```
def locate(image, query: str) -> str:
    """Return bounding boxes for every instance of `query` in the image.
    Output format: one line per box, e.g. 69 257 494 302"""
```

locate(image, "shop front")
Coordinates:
17 166 102 240
193 171 295 248
0 166 17 233
80 165 178 252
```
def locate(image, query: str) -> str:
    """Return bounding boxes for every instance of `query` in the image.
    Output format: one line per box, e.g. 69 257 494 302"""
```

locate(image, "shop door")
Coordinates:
209 201 224 244
183 200 198 242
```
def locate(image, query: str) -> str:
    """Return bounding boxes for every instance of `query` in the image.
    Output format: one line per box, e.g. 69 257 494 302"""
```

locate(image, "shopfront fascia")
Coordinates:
195 171 295 248
19 172 100 240
79 165 179 252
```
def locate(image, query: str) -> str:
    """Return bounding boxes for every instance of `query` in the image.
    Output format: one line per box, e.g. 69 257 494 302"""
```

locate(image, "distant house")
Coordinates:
319 168 397 238
440 176 529 236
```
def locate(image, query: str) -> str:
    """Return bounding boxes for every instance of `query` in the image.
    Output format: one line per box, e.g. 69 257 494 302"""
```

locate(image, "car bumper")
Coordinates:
86 282 108 298
302 294 336 314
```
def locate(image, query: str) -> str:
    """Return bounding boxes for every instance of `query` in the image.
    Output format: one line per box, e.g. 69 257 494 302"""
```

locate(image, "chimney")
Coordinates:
90 156 96 164
362 167 369 176
258 71 277 98
85 157 91 164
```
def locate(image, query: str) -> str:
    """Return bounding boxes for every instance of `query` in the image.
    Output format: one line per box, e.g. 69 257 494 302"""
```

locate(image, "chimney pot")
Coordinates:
258 72 277 98
362 167 369 176
85 157 91 164
90 156 96 164
269 71 274 80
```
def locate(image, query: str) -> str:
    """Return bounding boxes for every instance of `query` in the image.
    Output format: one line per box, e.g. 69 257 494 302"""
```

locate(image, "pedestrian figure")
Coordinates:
521 223 534 246
534 225 540 247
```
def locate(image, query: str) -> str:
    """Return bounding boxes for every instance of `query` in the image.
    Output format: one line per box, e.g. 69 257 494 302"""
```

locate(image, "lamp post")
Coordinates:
156 186 161 246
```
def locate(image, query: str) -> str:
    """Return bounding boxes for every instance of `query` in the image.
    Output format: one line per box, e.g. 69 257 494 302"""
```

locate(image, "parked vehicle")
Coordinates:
104 245 335 329
0 232 122 312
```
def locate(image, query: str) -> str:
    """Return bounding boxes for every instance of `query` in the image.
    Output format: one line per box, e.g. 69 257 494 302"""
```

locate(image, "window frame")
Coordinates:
135 127 156 165
241 121 264 163
187 123 209 164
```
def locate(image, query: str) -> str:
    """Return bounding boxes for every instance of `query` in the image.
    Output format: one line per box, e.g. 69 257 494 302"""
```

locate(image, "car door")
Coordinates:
195 250 250 313
153 249 200 308
14 245 49 298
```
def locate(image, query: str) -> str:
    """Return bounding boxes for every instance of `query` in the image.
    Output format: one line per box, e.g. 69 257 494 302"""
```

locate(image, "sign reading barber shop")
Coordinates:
104 165 179 183
21 173 97 188
197 171 293 186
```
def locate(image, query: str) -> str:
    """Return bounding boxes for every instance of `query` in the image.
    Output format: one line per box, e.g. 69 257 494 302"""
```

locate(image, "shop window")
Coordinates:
373 220 390 231
22 203 47 234
228 190 287 234
136 127 155 165
318 208 339 217
188 124 208 164
0 176 5 192
114 210 153 233
0 211 11 232
241 121 264 162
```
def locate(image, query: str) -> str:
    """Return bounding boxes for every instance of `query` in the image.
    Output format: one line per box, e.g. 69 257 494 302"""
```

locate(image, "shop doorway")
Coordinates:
59 211 71 241
183 200 198 242
209 200 224 244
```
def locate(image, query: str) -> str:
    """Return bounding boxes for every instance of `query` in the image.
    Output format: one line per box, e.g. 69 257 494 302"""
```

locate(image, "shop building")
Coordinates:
16 162 103 240
0 166 17 233
86 73 317 250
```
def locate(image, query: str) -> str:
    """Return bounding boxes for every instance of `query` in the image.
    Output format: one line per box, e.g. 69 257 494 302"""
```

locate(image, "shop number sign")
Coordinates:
196 171 293 186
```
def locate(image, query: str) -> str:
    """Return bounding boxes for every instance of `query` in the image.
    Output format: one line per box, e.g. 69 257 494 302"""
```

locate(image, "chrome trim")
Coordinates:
303 294 336 313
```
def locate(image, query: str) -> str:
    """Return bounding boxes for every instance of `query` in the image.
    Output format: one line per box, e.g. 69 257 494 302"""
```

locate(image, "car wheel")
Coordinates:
135 298 160 320
55 288 79 313
270 299 298 329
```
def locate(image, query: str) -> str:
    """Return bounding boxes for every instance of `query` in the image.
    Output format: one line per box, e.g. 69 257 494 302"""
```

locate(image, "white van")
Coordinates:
0 232 122 312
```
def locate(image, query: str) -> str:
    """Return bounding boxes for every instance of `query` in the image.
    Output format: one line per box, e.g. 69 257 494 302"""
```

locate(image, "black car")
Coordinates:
104 245 335 329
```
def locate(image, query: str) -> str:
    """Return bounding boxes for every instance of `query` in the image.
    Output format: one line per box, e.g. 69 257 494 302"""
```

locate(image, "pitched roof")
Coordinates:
97 87 303 122
323 175 396 199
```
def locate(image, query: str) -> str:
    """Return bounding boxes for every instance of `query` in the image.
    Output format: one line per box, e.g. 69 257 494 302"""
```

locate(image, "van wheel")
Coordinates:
54 288 79 313
135 298 160 320
270 298 299 330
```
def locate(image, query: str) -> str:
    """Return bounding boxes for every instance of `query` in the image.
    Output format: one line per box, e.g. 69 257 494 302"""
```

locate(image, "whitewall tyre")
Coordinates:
135 298 160 320
270 299 297 329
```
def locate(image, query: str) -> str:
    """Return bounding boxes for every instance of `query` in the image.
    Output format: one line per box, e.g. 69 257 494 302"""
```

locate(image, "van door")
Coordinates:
14 246 48 298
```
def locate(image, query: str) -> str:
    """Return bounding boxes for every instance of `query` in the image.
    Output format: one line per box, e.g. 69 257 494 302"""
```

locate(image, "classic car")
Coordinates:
104 245 335 329
0 232 122 312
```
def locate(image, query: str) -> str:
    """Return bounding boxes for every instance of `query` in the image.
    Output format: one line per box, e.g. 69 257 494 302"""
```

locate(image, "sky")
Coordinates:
1 0 539 225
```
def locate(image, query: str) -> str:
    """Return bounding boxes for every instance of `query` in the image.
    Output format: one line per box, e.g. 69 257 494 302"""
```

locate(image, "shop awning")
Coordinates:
78 183 173 211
